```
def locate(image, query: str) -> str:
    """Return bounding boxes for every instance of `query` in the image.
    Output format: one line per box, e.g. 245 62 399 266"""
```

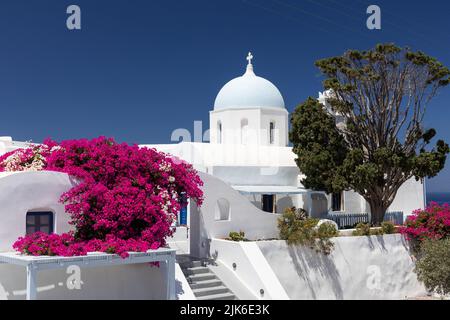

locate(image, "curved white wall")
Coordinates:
0 171 77 251
189 172 280 258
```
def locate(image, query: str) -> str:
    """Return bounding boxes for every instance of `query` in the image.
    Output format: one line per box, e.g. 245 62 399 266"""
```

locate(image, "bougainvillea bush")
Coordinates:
400 202 450 244
3 137 203 258
0 144 54 172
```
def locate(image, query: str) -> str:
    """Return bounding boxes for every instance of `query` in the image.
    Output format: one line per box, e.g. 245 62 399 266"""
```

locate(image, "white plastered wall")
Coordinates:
189 172 280 258
257 234 426 300
209 107 288 147
326 178 425 217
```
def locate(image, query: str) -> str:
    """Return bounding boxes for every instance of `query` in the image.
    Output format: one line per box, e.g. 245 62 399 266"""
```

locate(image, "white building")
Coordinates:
144 53 425 220
0 53 427 300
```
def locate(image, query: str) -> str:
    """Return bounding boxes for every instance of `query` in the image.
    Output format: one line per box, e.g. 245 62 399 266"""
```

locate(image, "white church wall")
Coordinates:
141 142 298 168
388 178 425 216
260 108 289 146
209 108 288 147
321 178 424 218
257 234 426 300
342 190 366 213
210 109 261 145
211 166 300 186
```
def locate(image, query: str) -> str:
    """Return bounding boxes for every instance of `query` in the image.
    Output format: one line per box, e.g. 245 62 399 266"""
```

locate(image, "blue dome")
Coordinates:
214 65 285 110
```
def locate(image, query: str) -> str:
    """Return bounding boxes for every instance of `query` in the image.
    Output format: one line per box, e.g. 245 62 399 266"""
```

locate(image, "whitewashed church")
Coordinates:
0 53 427 300
144 53 425 221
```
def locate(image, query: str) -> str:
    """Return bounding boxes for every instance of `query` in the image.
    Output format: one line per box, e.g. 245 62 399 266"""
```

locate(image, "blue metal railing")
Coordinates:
325 211 404 229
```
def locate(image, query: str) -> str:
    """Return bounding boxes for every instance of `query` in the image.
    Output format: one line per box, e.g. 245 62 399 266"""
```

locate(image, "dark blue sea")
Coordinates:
427 192 450 206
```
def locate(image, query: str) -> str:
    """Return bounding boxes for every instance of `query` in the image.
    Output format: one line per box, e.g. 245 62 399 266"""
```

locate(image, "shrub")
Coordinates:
278 207 337 255
316 222 339 255
227 231 247 242
415 239 450 296
352 221 397 236
399 203 450 251
381 221 396 235
352 223 371 236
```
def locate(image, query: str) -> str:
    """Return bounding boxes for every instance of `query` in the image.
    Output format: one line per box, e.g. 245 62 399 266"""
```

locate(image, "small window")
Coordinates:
331 193 343 212
262 194 276 213
269 122 275 144
26 211 54 235
217 121 222 144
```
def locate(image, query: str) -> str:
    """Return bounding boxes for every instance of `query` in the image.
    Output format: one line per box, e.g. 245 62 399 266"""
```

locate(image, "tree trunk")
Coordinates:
368 200 387 226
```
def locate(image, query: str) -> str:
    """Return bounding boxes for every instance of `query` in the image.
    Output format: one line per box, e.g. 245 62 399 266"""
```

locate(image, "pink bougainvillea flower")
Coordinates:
8 137 203 258
399 202 450 243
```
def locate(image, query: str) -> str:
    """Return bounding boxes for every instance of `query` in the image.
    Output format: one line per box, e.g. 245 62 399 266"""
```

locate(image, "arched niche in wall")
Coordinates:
217 121 223 144
240 118 249 145
269 121 276 145
214 198 231 221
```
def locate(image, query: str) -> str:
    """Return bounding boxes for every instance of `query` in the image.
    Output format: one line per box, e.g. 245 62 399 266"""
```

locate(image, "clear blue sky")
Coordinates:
0 0 449 192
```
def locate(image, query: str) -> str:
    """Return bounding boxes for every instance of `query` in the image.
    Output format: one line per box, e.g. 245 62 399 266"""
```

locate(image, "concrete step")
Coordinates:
196 292 237 300
184 266 210 275
187 273 217 282
180 260 203 269
193 285 229 297
190 279 223 289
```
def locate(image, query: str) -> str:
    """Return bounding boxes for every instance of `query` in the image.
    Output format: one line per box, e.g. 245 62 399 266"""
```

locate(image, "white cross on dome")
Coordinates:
246 52 253 65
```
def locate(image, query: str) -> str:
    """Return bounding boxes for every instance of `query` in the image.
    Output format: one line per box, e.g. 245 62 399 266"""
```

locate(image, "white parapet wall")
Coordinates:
190 172 281 258
0 263 168 300
0 263 194 300
256 234 427 300
210 239 289 300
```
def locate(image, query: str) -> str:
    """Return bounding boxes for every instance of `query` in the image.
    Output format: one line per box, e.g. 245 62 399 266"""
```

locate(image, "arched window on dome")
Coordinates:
241 118 249 145
217 121 222 144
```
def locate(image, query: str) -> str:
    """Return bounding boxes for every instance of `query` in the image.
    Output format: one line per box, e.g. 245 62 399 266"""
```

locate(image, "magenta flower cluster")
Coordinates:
9 137 203 258
13 232 161 259
0 144 53 172
400 202 450 242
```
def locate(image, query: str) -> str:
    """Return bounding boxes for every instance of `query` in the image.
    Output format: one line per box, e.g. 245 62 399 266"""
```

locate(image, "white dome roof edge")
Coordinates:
210 105 288 113
213 52 286 111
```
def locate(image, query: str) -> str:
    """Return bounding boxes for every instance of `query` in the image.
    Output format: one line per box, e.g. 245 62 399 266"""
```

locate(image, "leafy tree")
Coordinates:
290 44 450 225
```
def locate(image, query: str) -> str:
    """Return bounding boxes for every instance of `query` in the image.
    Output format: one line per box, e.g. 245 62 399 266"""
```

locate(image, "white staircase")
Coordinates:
179 258 237 300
